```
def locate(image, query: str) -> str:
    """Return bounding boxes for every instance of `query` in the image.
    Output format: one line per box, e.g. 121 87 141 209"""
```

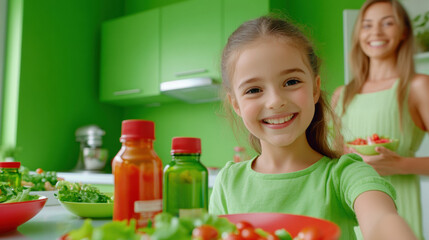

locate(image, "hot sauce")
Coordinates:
112 120 163 228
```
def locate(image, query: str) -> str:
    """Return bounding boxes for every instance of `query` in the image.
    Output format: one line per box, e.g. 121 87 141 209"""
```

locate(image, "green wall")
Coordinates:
3 0 125 171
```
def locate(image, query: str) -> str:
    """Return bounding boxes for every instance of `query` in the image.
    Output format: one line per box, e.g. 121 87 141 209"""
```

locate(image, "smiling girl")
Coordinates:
209 16 417 239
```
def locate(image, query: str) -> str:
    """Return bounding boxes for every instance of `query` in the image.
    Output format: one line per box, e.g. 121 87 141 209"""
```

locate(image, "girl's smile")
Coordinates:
261 113 297 129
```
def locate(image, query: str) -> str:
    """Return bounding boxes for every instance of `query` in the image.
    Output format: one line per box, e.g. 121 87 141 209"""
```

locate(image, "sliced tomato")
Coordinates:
223 233 244 240
192 225 219 240
241 227 260 240
236 221 254 233
294 227 321 240
374 138 390 144
372 133 380 141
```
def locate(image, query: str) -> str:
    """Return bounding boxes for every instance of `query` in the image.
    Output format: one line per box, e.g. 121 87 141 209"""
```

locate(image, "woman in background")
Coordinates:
332 0 429 238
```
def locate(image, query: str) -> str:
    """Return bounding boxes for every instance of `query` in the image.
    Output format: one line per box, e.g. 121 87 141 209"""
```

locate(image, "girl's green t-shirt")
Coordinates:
209 154 396 240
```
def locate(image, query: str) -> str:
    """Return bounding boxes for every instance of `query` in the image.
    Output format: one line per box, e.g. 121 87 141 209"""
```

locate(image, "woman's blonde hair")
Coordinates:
221 16 342 159
342 0 415 125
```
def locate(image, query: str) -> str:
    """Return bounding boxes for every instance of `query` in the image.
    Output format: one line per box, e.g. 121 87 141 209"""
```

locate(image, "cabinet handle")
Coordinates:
113 89 141 96
175 68 207 77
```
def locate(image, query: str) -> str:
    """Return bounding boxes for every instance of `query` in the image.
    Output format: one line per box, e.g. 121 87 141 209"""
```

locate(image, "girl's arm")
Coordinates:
354 190 417 240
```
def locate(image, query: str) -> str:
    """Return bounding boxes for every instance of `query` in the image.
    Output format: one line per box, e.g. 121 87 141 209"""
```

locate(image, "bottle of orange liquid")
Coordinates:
112 120 163 228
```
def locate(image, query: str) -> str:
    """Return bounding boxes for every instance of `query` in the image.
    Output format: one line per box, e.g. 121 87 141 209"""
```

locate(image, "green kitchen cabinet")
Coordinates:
100 9 168 105
223 0 286 43
160 0 222 83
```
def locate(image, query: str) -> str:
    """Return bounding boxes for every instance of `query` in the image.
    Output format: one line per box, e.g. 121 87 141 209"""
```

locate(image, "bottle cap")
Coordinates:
171 137 201 154
120 120 155 141
0 162 21 168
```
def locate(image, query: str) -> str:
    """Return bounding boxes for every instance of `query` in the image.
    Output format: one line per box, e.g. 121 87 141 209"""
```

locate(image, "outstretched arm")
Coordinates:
354 190 417 240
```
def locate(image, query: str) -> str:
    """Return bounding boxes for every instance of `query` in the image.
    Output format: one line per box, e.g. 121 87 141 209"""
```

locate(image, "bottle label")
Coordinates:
134 199 162 226
134 199 162 212
179 208 204 218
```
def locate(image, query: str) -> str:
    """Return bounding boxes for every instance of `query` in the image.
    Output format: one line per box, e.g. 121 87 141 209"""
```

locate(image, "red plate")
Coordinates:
220 212 340 240
0 197 47 233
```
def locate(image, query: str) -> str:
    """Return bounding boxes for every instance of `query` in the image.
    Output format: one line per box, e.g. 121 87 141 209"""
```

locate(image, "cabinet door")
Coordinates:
100 9 160 103
161 0 222 82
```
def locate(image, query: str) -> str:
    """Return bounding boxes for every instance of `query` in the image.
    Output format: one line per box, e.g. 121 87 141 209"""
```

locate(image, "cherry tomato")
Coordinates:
236 221 254 233
223 233 244 240
192 225 219 240
36 168 44 174
241 227 260 240
295 227 320 240
372 133 380 141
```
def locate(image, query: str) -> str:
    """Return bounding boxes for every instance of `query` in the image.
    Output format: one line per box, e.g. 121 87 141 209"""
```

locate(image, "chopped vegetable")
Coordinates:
55 180 112 203
0 183 39 203
20 166 63 191
63 212 321 240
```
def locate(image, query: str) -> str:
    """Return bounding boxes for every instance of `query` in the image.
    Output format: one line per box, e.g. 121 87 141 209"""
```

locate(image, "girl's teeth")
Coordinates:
264 114 294 124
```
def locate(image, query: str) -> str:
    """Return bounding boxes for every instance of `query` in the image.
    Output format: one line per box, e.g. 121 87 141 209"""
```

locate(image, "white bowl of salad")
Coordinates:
20 167 64 206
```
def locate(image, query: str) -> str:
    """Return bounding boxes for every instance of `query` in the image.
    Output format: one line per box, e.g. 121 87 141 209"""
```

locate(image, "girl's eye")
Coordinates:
245 88 261 94
284 79 300 87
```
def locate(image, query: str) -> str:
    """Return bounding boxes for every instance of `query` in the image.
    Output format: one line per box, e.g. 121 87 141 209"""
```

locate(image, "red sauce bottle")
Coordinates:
112 119 163 228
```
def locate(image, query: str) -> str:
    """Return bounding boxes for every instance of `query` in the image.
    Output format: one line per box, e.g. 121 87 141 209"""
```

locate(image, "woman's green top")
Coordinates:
335 80 425 239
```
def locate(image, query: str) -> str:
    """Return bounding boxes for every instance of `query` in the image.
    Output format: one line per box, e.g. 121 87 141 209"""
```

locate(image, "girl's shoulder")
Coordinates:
218 158 254 175
327 153 373 172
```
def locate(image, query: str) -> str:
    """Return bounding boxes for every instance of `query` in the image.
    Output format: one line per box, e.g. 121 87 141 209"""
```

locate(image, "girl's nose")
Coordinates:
266 89 286 109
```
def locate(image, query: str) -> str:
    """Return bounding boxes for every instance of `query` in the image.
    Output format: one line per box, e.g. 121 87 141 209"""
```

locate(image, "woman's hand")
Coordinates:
357 147 404 176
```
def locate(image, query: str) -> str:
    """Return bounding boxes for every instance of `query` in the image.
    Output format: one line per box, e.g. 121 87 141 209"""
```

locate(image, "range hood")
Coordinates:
160 78 221 104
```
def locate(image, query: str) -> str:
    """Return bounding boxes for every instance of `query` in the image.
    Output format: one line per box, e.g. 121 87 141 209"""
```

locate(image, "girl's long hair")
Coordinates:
342 0 415 125
221 16 342 159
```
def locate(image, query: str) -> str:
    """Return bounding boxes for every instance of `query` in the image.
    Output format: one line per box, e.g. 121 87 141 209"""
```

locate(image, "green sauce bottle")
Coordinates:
0 162 22 189
163 137 208 217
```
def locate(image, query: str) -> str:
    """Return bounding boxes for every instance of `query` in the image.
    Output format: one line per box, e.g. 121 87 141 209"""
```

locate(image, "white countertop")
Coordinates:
57 172 113 185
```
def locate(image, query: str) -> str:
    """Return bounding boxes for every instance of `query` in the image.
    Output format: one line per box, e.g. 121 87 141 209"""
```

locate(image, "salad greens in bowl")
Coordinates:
56 181 113 218
60 212 340 240
0 183 47 233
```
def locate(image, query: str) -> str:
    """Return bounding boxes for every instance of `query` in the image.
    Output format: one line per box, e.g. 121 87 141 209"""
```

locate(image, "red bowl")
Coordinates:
220 212 340 240
0 197 47 233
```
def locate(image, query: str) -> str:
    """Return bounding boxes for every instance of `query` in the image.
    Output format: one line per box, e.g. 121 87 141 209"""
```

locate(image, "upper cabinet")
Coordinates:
99 0 286 106
160 0 222 83
100 9 169 105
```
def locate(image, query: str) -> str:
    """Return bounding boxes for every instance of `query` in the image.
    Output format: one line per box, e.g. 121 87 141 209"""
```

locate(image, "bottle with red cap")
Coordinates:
0 162 21 189
163 137 208 217
112 120 163 228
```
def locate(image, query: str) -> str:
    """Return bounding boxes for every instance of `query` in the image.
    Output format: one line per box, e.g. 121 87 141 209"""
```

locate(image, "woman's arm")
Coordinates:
358 147 429 176
354 190 417 240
